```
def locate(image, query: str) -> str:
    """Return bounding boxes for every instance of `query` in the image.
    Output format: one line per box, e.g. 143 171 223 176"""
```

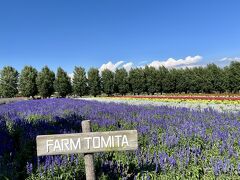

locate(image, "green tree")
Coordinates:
101 69 114 96
54 67 72 97
88 68 101 97
129 68 145 95
222 66 229 92
164 68 178 93
226 61 240 93
175 68 187 93
36 66 55 98
114 68 129 95
205 64 225 93
189 67 206 93
156 66 168 94
72 66 88 97
180 68 194 94
144 66 158 95
0 66 18 97
19 66 38 98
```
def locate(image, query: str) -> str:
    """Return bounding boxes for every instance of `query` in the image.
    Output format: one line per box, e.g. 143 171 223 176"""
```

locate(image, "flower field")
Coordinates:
83 96 240 112
0 98 240 179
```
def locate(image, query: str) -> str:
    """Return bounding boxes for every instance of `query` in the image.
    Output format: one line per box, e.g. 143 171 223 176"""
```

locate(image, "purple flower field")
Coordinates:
0 98 240 179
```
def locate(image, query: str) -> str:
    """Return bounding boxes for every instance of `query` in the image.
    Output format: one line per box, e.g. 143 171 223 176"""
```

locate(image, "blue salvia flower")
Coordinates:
136 148 141 168
151 131 158 146
159 152 168 172
168 156 176 168
55 156 61 166
70 154 74 163
153 151 158 173
213 163 220 176
75 155 79 165
62 155 68 166
26 162 33 175
222 160 228 173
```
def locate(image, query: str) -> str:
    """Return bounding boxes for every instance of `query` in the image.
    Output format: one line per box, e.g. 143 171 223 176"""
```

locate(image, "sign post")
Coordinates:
82 120 95 180
36 120 138 180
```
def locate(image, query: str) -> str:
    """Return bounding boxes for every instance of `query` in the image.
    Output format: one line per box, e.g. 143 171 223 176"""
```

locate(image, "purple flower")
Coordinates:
168 156 177 168
26 162 33 174
151 131 158 145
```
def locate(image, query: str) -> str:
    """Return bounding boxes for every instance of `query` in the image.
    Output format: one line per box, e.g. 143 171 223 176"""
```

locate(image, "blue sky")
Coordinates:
0 0 240 74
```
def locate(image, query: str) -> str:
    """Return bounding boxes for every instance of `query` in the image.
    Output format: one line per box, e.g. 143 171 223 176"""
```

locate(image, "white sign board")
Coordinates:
36 130 138 156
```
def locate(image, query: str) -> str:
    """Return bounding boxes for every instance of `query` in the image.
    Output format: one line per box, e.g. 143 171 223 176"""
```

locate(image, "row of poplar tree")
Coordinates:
0 61 240 98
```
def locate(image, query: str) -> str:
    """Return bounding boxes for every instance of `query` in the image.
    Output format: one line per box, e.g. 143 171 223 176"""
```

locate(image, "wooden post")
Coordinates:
81 120 96 180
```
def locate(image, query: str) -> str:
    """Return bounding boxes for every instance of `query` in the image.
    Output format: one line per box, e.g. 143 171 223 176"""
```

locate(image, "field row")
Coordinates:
81 96 240 112
115 95 240 101
0 98 240 179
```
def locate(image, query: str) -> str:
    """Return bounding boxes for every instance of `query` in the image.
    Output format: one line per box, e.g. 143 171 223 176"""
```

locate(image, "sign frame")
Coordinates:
36 130 138 156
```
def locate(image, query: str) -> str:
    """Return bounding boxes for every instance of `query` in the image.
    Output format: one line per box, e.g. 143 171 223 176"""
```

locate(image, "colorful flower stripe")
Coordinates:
114 95 240 101
97 96 240 105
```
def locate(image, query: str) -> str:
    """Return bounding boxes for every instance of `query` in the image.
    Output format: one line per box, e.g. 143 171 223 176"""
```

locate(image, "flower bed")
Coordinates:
82 96 240 112
117 95 240 100
0 98 240 179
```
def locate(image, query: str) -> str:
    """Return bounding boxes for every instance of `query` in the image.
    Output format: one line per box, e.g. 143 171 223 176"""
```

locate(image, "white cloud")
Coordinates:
122 62 134 72
99 61 135 72
219 57 240 62
148 55 202 69
68 73 74 80
99 55 202 73
115 61 125 67
99 61 124 72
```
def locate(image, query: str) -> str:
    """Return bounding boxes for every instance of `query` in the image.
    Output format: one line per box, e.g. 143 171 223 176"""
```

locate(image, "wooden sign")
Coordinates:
36 120 138 180
36 130 138 156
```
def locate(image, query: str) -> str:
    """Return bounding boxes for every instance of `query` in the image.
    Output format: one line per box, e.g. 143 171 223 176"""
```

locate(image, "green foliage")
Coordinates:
144 66 158 95
226 61 240 93
72 66 88 97
0 66 18 97
19 66 38 98
88 68 101 97
175 68 188 93
156 66 168 94
114 68 129 95
101 69 114 96
54 67 72 97
129 68 145 95
36 66 55 98
164 68 179 93
205 64 225 93
191 67 206 93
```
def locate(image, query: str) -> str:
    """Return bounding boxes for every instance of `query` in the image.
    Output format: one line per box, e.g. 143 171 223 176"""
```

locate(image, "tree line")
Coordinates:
0 61 240 98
